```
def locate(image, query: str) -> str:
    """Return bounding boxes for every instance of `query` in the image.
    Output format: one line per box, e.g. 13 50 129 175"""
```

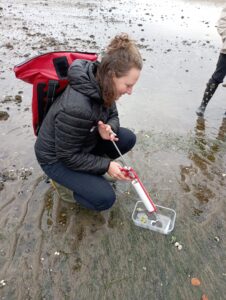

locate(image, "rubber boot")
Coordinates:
50 180 75 203
196 82 218 117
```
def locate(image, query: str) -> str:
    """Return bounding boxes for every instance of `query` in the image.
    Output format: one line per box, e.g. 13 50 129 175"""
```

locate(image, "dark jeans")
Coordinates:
41 127 136 211
209 53 226 84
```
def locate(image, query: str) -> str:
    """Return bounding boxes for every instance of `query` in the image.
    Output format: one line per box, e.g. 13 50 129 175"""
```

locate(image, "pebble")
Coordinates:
14 95 22 103
0 111 9 121
3 95 14 102
0 280 6 287
214 236 220 242
174 241 183 250
0 167 33 182
178 244 183 250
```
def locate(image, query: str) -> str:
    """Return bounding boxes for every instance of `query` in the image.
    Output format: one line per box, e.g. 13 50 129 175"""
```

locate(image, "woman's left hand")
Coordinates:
98 121 118 141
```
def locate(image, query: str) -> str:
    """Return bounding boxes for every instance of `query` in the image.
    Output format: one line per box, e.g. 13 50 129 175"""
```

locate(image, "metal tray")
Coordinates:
132 201 176 235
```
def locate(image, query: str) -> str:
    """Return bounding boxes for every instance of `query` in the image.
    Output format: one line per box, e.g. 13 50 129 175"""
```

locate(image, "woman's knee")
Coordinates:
75 190 116 211
96 194 116 211
128 130 136 148
118 127 136 152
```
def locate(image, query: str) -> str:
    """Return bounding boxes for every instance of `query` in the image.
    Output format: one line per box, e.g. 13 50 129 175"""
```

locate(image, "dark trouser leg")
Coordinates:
41 162 116 211
91 127 136 159
40 127 136 211
196 53 226 117
210 53 226 84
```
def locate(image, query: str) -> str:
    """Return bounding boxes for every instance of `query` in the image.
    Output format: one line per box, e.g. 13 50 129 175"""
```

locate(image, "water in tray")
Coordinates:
132 201 176 234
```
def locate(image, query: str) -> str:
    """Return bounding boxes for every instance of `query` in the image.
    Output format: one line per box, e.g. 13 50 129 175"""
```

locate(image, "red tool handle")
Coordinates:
121 167 157 212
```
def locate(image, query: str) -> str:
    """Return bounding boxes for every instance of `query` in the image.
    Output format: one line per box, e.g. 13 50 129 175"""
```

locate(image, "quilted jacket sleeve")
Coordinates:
54 109 111 175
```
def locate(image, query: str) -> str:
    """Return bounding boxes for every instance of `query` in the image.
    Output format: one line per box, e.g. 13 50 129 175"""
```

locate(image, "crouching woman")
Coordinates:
35 33 143 211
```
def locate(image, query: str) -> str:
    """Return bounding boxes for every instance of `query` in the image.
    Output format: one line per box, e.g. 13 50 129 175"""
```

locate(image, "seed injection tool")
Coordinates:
112 140 176 235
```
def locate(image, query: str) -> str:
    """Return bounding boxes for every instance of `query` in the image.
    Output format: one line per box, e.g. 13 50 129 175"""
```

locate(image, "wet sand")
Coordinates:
0 0 226 299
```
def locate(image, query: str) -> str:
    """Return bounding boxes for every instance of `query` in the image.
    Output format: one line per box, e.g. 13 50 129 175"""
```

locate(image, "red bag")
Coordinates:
14 51 97 135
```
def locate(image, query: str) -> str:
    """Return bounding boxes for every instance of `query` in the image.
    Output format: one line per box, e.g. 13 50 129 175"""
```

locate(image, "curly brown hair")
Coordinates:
96 33 143 107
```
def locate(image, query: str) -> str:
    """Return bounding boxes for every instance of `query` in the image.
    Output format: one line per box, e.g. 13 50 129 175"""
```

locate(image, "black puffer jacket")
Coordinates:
34 60 119 175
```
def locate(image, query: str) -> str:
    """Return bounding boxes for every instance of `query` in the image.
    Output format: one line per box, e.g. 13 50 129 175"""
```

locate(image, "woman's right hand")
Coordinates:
98 121 118 141
107 161 131 181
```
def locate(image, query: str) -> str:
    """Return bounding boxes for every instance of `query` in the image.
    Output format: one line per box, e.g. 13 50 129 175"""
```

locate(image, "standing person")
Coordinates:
34 33 143 211
196 6 226 117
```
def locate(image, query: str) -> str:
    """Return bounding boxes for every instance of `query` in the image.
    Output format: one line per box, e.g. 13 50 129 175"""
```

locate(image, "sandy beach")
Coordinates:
0 0 226 299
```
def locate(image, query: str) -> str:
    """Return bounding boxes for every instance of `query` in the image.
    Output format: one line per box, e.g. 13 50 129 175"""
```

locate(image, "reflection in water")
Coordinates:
216 117 226 142
180 117 226 217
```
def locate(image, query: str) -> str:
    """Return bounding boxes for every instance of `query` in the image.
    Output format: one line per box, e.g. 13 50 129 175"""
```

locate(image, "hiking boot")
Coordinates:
196 82 218 117
50 180 75 203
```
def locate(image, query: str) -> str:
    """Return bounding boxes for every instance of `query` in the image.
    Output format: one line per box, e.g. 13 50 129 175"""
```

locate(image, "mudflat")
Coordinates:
0 0 226 299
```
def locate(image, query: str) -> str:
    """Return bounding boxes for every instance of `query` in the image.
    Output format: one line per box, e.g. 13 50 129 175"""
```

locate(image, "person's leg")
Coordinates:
41 161 116 211
91 127 136 159
196 53 226 117
196 82 218 117
210 53 226 84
